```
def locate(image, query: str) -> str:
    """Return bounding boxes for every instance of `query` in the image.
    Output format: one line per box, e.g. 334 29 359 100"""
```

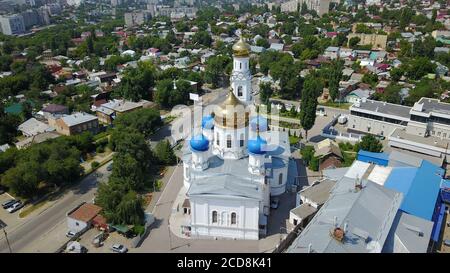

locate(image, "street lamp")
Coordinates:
0 219 12 253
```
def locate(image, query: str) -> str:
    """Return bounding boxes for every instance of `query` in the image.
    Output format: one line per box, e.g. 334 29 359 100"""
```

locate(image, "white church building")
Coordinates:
181 37 291 240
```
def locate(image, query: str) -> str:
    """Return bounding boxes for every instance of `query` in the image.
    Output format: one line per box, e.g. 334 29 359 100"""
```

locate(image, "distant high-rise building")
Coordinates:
20 9 39 28
65 0 83 7
110 0 123 7
124 11 150 27
0 14 25 35
281 0 331 16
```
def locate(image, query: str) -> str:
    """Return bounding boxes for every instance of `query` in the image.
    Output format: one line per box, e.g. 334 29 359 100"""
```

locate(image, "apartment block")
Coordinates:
0 14 25 35
280 0 331 16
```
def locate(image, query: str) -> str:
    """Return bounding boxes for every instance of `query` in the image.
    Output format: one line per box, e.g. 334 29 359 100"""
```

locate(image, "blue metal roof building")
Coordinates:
357 150 389 166
384 160 443 221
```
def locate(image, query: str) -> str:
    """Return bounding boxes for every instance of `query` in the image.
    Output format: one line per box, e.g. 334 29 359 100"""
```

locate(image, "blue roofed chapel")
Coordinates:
181 37 291 240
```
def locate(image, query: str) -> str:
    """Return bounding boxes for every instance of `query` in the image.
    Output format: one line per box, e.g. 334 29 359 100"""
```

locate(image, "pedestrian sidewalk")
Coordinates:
145 164 178 214
168 185 190 239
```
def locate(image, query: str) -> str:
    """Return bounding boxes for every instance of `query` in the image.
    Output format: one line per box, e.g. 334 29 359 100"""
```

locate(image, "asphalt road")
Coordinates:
0 163 111 253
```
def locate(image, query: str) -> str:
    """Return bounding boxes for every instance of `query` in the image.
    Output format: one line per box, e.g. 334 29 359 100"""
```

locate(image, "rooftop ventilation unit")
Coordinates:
403 223 424 237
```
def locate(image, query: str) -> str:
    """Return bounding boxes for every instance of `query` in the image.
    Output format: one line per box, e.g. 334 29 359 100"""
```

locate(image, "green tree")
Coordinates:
2 161 41 198
259 82 273 104
204 55 230 88
349 37 361 48
404 57 436 80
256 38 270 48
299 74 323 140
359 135 383 153
300 145 315 165
192 31 212 47
328 59 344 101
113 108 162 138
390 67 404 82
114 61 155 101
154 140 176 165
362 73 379 87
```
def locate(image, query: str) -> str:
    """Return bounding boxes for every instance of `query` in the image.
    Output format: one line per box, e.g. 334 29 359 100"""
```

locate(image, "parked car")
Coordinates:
270 198 279 209
111 244 128 253
107 163 113 171
2 199 17 209
7 201 24 213
66 230 77 238
316 107 327 116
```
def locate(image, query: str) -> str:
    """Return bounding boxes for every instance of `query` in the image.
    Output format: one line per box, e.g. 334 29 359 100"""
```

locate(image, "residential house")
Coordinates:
67 202 103 233
18 118 53 137
288 179 336 232
15 131 60 149
324 46 340 59
50 112 99 136
345 88 374 104
97 99 153 124
376 81 390 93
314 138 344 171
41 104 69 118
269 43 284 51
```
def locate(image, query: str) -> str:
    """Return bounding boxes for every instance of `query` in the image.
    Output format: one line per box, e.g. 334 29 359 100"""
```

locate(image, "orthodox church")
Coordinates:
182 37 291 240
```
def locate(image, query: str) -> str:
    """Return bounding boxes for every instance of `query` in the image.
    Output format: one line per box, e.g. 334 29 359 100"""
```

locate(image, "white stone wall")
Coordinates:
269 165 288 196
190 197 260 240
67 217 88 233
347 115 404 137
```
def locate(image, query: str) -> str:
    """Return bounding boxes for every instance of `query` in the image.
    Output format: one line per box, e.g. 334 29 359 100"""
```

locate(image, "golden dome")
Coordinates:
232 37 251 57
214 90 249 129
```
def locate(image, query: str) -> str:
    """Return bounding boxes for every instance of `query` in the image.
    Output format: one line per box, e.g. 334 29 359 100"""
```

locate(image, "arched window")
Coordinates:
216 132 220 145
279 173 283 185
231 212 237 225
212 211 218 223
237 86 243 97
239 62 242 69
240 133 244 147
227 135 232 148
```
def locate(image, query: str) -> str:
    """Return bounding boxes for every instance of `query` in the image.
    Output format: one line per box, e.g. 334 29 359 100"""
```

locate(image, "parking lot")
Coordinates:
74 227 133 253
0 193 26 234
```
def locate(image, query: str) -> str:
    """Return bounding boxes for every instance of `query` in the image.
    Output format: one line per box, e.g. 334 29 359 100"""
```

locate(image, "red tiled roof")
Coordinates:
69 203 102 223
94 99 107 107
92 214 108 227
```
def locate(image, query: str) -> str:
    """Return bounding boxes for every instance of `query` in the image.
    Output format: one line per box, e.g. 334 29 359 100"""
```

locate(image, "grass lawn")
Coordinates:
342 151 357 167
289 135 300 145
19 200 48 218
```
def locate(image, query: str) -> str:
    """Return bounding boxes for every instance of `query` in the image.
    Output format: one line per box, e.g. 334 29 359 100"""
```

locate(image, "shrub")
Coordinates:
91 161 100 169
133 225 145 236
96 146 105 153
